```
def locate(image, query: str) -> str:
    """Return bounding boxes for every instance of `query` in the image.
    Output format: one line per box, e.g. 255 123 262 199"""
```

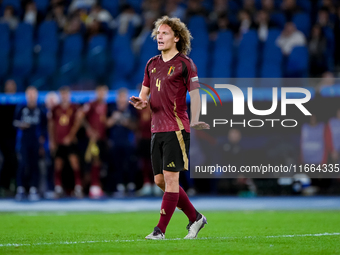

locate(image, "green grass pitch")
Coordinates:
1 211 340 254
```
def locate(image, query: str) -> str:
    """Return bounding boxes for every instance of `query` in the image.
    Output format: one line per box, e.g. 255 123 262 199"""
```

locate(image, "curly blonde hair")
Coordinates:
151 16 193 55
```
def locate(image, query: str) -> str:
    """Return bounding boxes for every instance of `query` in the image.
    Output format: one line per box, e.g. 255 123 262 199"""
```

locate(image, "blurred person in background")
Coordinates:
186 0 208 20
0 5 19 30
63 15 82 35
107 88 137 197
133 11 157 53
142 0 163 19
68 0 96 14
0 80 18 197
115 4 142 36
23 1 39 26
261 0 275 13
300 114 333 166
317 71 336 92
328 107 340 163
135 103 155 196
309 24 328 77
43 92 60 199
281 0 300 21
48 86 83 198
80 84 108 199
255 9 276 42
165 0 186 21
276 22 306 56
243 0 257 17
46 3 67 30
13 86 47 201
237 9 256 36
87 4 113 24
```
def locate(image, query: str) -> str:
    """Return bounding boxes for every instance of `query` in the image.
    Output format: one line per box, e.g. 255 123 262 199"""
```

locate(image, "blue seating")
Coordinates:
0 24 10 78
190 48 208 78
34 0 49 14
323 26 335 71
211 30 233 78
188 16 209 48
127 0 143 13
270 13 286 29
296 0 312 13
101 0 120 17
133 32 158 85
13 23 33 77
236 30 259 78
60 34 84 76
261 29 283 78
111 33 135 81
86 34 108 77
293 13 310 38
286 46 309 77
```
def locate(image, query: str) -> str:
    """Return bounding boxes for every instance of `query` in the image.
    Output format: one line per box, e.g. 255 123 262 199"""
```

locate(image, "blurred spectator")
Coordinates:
0 80 18 197
309 25 328 77
255 10 276 42
328 107 340 163
14 86 47 201
69 0 96 14
0 6 19 30
87 4 113 24
300 114 333 165
46 3 67 29
142 0 163 18
107 88 137 197
85 19 103 40
261 0 275 13
165 0 186 20
237 9 256 36
276 22 306 55
317 71 336 92
281 0 300 21
135 104 154 196
186 0 209 20
321 0 336 14
44 91 60 199
243 0 257 16
133 11 157 53
116 4 142 36
63 16 82 35
209 0 235 33
317 7 334 29
48 87 82 199
80 84 108 199
23 1 39 26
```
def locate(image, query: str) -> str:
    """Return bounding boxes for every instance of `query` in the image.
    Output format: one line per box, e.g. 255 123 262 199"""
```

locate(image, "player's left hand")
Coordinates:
190 121 210 130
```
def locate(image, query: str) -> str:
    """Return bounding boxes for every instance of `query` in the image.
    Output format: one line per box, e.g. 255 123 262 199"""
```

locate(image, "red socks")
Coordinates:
157 192 179 233
54 170 62 186
177 186 197 222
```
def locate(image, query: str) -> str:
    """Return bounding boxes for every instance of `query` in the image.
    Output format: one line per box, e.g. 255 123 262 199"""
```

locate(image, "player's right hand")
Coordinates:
129 96 148 110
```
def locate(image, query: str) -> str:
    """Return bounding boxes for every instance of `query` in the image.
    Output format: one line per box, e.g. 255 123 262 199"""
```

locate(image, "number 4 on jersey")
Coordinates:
156 78 161 91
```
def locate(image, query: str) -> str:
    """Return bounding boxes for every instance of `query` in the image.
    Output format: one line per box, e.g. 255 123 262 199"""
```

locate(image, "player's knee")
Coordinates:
154 177 165 189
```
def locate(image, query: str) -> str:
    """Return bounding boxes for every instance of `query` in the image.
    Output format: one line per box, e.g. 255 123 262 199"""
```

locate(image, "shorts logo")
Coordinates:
167 162 176 168
167 66 175 76
160 209 166 215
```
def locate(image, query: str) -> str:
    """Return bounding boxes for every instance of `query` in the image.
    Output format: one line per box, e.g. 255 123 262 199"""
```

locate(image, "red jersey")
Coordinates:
83 100 107 140
50 104 78 145
142 53 199 133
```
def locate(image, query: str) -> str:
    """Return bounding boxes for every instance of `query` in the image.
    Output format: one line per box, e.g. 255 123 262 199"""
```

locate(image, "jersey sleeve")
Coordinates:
142 58 152 88
183 59 199 92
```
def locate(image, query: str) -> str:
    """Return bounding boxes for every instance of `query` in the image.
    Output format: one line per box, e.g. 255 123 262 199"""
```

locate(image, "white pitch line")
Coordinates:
0 232 339 248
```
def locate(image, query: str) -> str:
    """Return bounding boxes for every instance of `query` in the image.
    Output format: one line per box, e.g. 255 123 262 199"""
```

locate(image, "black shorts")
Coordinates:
55 144 78 159
151 130 190 175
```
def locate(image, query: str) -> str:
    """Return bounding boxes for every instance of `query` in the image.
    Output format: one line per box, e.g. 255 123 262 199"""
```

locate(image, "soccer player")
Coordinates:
79 84 108 199
14 86 46 201
129 16 210 239
48 86 83 198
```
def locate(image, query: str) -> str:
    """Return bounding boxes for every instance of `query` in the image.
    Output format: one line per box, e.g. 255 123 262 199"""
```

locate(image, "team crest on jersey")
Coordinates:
167 66 175 76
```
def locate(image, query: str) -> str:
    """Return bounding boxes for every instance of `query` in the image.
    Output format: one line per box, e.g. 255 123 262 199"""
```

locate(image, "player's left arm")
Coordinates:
189 89 209 130
64 106 82 145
